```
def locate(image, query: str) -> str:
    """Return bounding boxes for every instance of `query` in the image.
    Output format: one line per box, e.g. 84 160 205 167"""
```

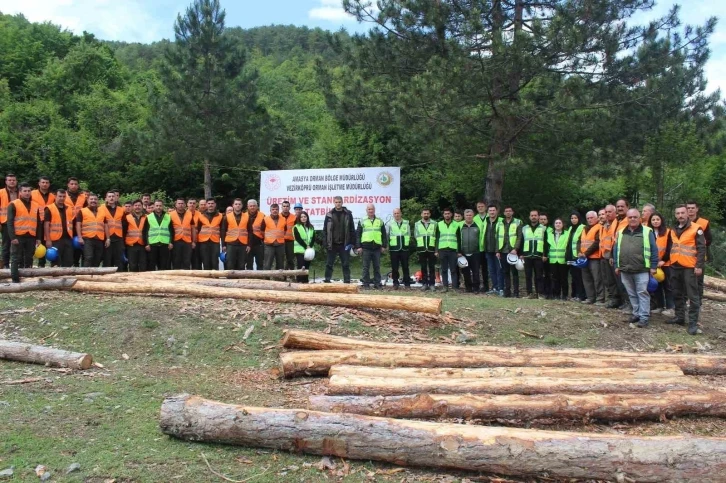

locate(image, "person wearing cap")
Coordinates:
293 202 303 217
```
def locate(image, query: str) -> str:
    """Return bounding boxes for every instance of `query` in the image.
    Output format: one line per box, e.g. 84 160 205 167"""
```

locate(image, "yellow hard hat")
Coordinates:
654 267 665 283
34 244 47 259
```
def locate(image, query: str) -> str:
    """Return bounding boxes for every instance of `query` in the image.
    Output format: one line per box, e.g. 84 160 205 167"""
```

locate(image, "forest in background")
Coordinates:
1 1 725 227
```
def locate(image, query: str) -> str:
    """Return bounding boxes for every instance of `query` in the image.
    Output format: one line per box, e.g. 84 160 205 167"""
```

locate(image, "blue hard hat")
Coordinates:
45 247 59 262
73 236 83 250
293 202 303 209
574 256 588 268
647 276 658 293
219 251 227 263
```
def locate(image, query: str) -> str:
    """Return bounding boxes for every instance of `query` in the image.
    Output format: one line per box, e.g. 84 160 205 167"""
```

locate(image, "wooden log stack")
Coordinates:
703 275 726 302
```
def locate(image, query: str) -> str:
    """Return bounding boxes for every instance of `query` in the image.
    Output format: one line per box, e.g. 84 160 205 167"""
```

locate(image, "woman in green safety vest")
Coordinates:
547 218 570 300
293 211 315 283
567 211 587 301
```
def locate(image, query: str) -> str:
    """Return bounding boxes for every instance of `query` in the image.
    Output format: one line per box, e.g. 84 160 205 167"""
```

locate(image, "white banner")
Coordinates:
259 167 401 230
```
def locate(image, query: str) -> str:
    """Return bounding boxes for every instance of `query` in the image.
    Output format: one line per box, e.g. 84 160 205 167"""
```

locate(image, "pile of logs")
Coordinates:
1 267 442 314
160 330 726 481
704 275 726 302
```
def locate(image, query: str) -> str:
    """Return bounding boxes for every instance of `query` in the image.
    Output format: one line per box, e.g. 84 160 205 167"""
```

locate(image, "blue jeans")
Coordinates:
485 252 503 291
620 271 650 320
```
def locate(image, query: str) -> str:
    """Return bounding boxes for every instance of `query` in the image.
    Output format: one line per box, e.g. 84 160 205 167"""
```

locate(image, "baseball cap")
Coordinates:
293 202 303 209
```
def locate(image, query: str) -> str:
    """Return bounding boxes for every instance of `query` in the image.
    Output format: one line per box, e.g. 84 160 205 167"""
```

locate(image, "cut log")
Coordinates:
328 364 685 379
72 281 441 314
159 394 726 482
327 374 702 396
280 330 726 375
152 269 308 280
0 267 117 279
0 340 92 369
704 290 726 302
309 391 726 421
72 274 358 293
704 275 726 293
280 349 722 378
0 277 76 293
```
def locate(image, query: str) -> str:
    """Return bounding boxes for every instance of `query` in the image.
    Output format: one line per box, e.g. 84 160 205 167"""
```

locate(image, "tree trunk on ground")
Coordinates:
159 394 726 482
72 281 441 314
704 290 726 302
72 274 358 294
0 267 117 279
279 349 721 378
150 269 308 280
704 275 726 292
309 391 726 421
0 340 92 369
0 277 76 293
328 364 684 379
280 330 726 375
326 375 701 396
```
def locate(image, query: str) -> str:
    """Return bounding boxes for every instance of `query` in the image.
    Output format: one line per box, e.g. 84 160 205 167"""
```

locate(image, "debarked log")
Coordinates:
279 349 713 378
159 394 726 482
0 277 76 293
0 267 116 279
327 363 685 379
0 340 92 369
280 330 726 375
154 269 308 279
72 281 441 314
326 374 702 396
308 392 726 421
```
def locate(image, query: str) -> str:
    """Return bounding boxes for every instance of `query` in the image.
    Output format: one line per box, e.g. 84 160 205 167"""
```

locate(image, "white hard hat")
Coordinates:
506 253 519 265
349 248 357 257
515 259 525 271
457 256 468 268
304 247 315 261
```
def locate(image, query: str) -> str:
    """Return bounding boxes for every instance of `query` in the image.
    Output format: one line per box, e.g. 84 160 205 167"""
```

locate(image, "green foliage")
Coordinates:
118 189 173 206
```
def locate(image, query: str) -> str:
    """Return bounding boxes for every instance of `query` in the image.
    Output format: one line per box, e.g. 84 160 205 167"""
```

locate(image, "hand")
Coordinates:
356 248 363 255
145 245 151 252
496 252 501 259
105 239 110 248
78 238 85 246
246 246 251 253
542 256 548 262
45 241 53 249
615 268 620 276
222 246 227 253
650 269 657 275
509 250 517 256
168 243 174 250
694 268 703 276
380 247 386 253
11 239 18 245
434 251 439 257
35 240 41 247
657 261 664 268
191 242 196 249
457 253 462 258
609 259 614 266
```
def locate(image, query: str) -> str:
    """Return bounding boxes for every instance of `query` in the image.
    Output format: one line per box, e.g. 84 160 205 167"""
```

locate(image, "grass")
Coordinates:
1 288 725 482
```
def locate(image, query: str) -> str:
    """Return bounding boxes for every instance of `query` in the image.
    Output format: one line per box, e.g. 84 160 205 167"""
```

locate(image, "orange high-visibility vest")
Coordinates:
692 217 710 231
125 215 146 246
263 215 287 245
65 192 87 218
580 224 602 259
670 224 699 268
599 222 615 258
170 210 193 243
80 208 105 240
10 199 39 237
46 203 74 241
240 211 265 243
655 228 671 267
99 204 124 238
0 188 18 224
282 213 295 241
198 213 223 243
224 212 247 244
31 190 55 222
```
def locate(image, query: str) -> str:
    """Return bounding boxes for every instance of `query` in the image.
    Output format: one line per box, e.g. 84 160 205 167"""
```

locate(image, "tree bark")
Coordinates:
326 375 701 396
72 281 441 314
0 277 76 293
150 269 308 279
0 267 117 279
704 275 726 293
704 290 726 302
328 364 685 379
0 340 92 369
280 330 726 375
203 157 212 200
159 394 726 482
279 349 719 378
309 391 726 421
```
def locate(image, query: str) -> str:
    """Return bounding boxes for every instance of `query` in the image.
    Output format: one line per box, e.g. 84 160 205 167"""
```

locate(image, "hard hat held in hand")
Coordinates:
304 247 315 261
515 259 525 271
654 268 665 282
457 256 468 268
506 253 519 265
45 246 58 262
34 244 47 259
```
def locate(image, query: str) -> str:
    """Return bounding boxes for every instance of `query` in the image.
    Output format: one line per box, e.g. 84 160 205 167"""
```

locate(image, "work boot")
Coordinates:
666 318 686 326
661 308 675 317
628 315 640 324
605 300 619 309
637 319 649 328
687 323 700 335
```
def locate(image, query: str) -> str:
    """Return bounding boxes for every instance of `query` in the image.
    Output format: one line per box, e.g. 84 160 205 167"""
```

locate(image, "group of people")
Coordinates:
0 174 711 335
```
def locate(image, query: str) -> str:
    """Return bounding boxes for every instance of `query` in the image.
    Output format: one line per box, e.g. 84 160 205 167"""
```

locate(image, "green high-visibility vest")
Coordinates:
616 226 653 269
415 220 436 252
474 215 503 252
570 224 585 258
437 220 458 250
522 224 545 256
497 221 519 251
147 213 171 244
293 224 314 254
360 218 383 245
387 220 410 251
547 229 571 264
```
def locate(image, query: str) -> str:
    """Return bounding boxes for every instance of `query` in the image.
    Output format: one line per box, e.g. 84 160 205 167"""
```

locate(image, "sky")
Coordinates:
0 0 724 97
